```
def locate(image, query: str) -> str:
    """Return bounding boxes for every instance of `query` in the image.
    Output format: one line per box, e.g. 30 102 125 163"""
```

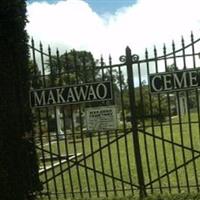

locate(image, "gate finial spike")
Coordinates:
191 31 194 41
153 45 157 53
181 35 184 44
56 48 59 55
109 54 112 60
39 41 43 50
100 54 104 66
31 37 34 47
163 43 167 54
145 48 148 58
126 46 131 56
126 46 131 51
48 44 51 51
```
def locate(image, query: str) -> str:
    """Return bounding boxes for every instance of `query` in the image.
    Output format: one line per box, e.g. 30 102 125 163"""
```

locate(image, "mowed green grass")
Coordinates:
38 193 200 200
38 113 200 199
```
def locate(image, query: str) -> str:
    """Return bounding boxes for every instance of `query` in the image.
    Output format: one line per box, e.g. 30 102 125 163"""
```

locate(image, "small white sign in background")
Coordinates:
86 106 117 131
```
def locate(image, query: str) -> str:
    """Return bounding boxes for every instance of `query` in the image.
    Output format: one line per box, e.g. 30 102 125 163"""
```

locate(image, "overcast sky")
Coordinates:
26 0 200 62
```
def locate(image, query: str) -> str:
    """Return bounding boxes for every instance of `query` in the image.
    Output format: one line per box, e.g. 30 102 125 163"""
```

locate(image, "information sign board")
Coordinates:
86 106 117 131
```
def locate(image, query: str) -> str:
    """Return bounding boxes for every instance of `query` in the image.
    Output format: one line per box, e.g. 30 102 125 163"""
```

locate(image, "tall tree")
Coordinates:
0 1 41 200
46 49 99 86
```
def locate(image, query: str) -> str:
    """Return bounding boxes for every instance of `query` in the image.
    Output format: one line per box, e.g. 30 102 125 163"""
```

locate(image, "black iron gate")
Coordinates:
30 33 200 199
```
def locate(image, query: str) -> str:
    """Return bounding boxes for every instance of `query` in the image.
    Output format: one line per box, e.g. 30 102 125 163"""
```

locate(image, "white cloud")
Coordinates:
26 0 200 63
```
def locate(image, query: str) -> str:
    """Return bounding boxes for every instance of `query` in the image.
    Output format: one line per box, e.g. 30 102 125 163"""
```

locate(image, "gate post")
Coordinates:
125 46 146 198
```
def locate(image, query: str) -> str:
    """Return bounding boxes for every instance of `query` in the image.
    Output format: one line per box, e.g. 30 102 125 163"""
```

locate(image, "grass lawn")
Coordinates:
37 112 200 199
37 193 200 200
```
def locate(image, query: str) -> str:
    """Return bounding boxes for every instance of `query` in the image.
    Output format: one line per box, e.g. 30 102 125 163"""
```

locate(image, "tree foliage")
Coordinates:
0 1 41 199
135 84 169 122
46 50 99 86
121 82 169 123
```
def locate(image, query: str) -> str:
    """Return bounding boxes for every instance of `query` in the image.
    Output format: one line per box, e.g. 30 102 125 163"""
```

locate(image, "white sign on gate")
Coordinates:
86 106 117 131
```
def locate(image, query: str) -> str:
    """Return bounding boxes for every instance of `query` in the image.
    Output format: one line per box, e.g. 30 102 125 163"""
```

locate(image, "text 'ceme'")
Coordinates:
149 68 200 93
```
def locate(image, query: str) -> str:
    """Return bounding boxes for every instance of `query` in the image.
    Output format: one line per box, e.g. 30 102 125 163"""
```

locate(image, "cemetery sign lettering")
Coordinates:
149 68 200 93
30 81 112 108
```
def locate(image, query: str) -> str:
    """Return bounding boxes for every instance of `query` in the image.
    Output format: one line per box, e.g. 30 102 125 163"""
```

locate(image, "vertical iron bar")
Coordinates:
31 38 37 75
101 56 105 81
54 107 67 198
171 41 181 193
182 37 198 191
191 33 200 192
89 56 100 198
109 55 115 105
31 39 51 200
98 131 108 197
107 133 117 196
64 52 71 85
63 52 75 198
115 128 125 196
96 56 108 197
81 52 92 197
48 46 54 86
97 139 108 196
118 65 134 195
55 49 67 199
137 63 144 126
101 56 117 196
181 38 191 192
159 44 171 192
70 105 83 198
149 46 162 193
89 131 100 197
62 107 74 198
38 111 50 197
56 49 62 86
40 42 46 88
47 45 59 199
176 90 190 192
72 51 83 198
109 56 125 196
144 49 153 193
175 38 190 192
138 57 160 193
38 44 58 199
126 46 146 197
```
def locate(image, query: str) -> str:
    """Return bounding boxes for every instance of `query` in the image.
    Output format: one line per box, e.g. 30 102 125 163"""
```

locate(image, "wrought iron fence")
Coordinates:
29 33 200 199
